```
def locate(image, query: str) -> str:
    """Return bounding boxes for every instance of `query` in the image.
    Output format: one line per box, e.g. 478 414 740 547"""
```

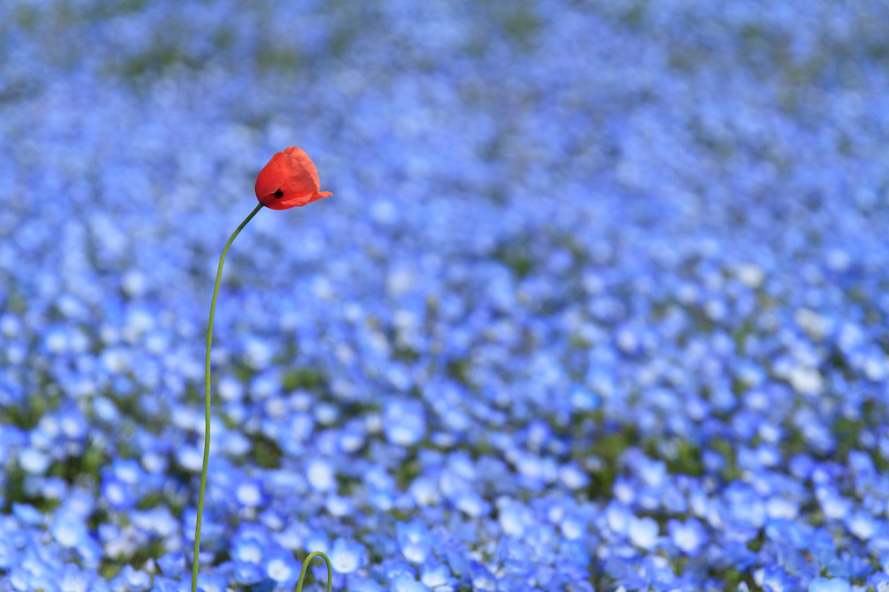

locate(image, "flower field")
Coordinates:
2 1 889 591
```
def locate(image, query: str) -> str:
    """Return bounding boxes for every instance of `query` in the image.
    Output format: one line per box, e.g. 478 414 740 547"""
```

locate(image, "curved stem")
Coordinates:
192 202 263 592
296 552 332 592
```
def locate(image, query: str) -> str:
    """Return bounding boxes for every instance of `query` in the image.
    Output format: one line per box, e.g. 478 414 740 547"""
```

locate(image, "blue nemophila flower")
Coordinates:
264 549 301 588
328 538 366 574
304 528 330 555
868 572 889 592
265 468 308 499
496 536 533 578
754 564 799 592
59 564 102 592
808 577 851 592
825 551 874 580
397 520 433 564
18 447 51 475
12 503 44 526
50 511 88 549
234 478 265 509
391 572 429 592
556 541 590 581
384 398 427 447
232 536 265 564
378 557 418 581
454 489 489 518
602 555 647 590
338 418 368 453
566 582 595 592
668 518 709 556
157 552 187 578
214 425 250 457
305 458 337 492
408 476 441 507
40 476 68 503
57 405 89 441
324 493 355 518
113 565 152 592
816 486 852 521
234 561 265 586
149 576 187 592
191 572 227 592
131 506 179 538
101 475 135 512
0 535 16 570
845 509 882 541
419 562 457 592
498 499 535 538
347 574 385 592
638 556 677 591
554 508 588 542
628 516 659 550
806 528 839 568
764 519 812 552
468 561 498 592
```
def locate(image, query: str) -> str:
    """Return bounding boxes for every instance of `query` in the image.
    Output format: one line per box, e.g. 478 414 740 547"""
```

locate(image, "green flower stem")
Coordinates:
192 202 263 592
296 552 332 592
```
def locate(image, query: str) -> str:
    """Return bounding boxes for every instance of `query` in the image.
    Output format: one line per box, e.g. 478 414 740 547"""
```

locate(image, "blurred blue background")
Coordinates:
2 1 889 591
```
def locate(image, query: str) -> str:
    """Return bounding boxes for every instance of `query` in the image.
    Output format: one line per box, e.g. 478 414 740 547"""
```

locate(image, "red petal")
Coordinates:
254 153 288 200
278 193 315 208
278 175 312 196
284 147 322 190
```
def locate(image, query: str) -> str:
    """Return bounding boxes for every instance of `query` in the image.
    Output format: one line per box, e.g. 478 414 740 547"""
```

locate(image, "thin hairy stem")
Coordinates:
296 552 332 592
191 202 263 592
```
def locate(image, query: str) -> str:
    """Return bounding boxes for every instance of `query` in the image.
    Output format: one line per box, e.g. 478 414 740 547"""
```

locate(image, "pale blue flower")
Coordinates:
329 538 365 574
809 577 851 592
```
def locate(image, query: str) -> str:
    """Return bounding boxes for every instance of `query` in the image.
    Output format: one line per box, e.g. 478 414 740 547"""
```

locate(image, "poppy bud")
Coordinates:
254 146 333 210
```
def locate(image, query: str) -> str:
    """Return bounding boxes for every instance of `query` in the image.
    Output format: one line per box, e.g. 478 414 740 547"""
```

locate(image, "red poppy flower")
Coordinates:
255 146 333 210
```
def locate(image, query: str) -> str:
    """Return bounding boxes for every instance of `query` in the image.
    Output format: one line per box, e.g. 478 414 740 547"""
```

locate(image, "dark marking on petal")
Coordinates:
273 189 284 198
